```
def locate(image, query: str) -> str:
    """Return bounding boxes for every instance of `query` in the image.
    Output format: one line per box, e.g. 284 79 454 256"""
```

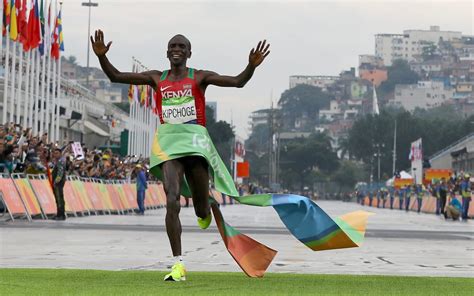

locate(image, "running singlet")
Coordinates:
155 68 206 126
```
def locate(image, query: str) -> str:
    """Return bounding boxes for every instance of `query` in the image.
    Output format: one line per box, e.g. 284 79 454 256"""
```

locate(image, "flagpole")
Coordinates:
127 59 133 155
50 56 56 141
39 16 48 136
147 108 150 157
139 103 142 156
33 48 40 134
28 50 35 128
44 2 53 140
131 100 135 156
55 50 61 143
133 100 137 156
45 44 52 140
143 100 146 156
392 119 397 175
9 41 18 123
140 104 143 156
2 37 10 124
29 50 37 130
23 50 31 127
38 46 47 135
15 44 24 124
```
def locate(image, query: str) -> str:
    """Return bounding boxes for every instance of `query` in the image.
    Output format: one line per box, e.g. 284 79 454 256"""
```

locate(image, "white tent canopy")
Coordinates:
399 170 413 179
386 170 413 186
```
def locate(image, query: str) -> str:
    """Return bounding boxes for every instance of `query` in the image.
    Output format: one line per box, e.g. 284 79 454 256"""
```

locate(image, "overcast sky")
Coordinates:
63 0 473 138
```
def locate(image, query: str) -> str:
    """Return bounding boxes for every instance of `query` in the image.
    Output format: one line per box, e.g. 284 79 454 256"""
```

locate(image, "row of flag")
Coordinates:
127 59 160 157
2 0 64 58
127 64 157 112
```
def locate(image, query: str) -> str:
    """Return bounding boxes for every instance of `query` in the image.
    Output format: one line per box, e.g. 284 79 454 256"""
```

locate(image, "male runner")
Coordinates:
91 30 270 281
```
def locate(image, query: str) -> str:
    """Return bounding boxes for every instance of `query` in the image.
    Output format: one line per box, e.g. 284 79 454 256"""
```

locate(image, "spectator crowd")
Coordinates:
0 122 151 181
355 171 471 222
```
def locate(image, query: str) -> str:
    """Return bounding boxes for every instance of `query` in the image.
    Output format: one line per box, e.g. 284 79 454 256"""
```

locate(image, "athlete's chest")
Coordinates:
158 79 196 99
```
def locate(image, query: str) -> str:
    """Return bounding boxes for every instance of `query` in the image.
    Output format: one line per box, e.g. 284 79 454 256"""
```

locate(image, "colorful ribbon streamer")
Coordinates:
150 124 372 277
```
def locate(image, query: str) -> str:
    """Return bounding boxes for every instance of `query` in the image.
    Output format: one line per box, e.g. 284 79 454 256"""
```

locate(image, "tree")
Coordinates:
332 161 366 192
280 132 339 191
421 42 439 61
67 55 78 66
245 124 270 156
278 84 332 131
346 106 474 181
379 59 419 97
206 106 235 171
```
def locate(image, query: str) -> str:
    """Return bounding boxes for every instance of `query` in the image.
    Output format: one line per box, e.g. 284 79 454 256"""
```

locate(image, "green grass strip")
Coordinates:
1 268 472 296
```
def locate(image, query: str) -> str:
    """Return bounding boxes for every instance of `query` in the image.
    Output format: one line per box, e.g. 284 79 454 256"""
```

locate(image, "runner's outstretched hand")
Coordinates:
91 29 112 57
249 40 270 68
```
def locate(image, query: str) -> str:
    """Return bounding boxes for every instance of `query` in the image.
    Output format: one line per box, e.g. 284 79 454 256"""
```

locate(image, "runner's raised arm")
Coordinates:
199 40 270 88
91 29 161 87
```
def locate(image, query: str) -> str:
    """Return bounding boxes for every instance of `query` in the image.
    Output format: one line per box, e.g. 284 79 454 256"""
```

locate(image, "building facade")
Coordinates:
375 26 462 66
289 75 338 91
392 81 454 111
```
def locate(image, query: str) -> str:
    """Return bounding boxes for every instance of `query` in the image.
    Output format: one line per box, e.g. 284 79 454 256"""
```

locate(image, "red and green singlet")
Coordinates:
155 68 206 126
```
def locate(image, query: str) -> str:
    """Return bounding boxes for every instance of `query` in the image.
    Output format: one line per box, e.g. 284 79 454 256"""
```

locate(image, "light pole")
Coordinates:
82 0 99 88
373 143 385 182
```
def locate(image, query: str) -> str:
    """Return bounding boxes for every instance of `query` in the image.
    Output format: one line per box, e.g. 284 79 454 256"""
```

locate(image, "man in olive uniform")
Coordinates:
52 148 67 220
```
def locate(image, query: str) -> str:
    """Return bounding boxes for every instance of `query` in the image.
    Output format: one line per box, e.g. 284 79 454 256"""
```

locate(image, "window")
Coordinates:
426 93 431 98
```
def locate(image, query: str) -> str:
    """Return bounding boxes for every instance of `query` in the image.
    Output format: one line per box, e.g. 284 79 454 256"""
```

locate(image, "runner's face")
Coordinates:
167 36 191 66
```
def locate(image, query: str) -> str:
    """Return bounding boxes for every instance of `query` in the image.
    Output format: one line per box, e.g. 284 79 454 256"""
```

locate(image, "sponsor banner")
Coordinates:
0 178 27 215
64 181 86 213
424 169 452 183
29 179 57 215
14 179 42 216
71 180 94 211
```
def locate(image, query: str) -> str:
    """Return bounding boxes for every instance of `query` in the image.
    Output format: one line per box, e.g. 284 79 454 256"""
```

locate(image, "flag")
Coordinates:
57 6 63 51
9 0 18 40
132 85 139 103
26 0 41 50
372 85 379 115
50 5 59 59
151 124 372 277
38 0 44 55
409 138 422 162
127 64 136 103
2 0 8 36
127 84 134 103
151 89 157 114
18 0 28 49
140 85 147 106
57 8 64 51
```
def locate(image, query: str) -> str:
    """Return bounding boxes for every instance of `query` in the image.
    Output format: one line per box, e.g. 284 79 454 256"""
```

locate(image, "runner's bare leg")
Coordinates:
184 156 210 219
162 159 185 256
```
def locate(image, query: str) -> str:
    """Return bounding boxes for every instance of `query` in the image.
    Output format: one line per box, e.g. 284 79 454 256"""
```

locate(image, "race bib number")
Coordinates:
162 96 197 124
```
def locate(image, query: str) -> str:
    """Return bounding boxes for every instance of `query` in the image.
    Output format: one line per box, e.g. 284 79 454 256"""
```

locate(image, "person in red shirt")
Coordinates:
91 30 270 281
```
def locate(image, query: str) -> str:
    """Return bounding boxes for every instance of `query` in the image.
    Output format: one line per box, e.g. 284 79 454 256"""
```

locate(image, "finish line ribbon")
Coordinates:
150 124 372 277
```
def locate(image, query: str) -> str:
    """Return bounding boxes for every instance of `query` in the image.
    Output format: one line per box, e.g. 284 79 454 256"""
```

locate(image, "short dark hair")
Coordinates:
169 34 191 50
